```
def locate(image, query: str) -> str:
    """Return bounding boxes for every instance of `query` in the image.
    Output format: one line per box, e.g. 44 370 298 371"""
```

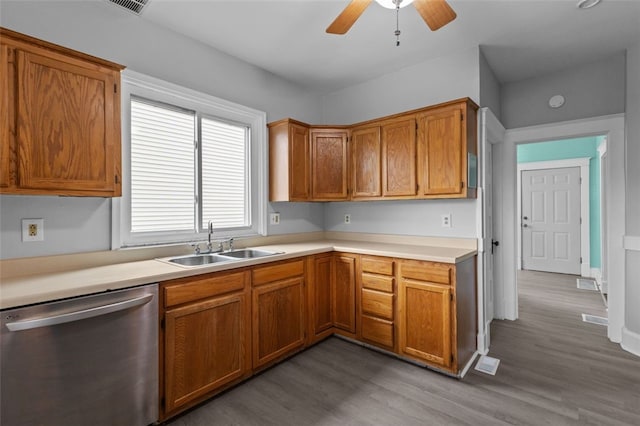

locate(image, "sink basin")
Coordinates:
217 249 281 259
168 254 235 266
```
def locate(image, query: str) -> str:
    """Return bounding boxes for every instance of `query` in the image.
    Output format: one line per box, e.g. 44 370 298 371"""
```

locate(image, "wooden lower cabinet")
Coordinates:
332 253 357 334
161 270 251 417
359 256 396 350
164 293 249 413
398 279 452 368
160 253 476 421
308 254 333 342
252 260 306 369
397 257 477 374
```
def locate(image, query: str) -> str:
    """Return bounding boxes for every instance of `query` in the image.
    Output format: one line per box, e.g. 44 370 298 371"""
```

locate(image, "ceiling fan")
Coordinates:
326 0 457 35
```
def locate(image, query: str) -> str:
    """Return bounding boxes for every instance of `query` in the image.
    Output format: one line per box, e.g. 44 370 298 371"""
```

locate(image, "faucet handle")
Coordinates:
228 238 234 251
191 243 201 255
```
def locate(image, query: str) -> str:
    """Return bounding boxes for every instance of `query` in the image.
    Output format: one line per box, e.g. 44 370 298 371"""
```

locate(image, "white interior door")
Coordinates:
521 167 581 275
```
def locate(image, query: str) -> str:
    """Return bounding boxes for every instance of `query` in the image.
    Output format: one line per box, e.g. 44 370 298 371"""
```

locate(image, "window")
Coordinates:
114 71 267 248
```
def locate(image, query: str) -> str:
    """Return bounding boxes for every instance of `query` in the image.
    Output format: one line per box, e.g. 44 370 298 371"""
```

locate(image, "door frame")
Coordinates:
497 114 625 344
476 107 505 353
516 158 590 277
597 139 608 293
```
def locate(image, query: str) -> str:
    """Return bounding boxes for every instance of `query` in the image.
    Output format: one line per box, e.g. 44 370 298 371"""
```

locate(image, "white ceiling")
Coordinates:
138 0 640 93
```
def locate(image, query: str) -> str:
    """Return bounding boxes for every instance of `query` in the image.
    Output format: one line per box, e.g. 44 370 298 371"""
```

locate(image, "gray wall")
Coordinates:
500 52 626 129
320 47 481 239
625 42 640 335
479 49 502 122
0 0 324 259
325 200 478 238
321 47 480 124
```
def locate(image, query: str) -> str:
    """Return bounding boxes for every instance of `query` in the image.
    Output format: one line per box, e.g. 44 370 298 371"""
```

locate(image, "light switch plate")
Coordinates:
22 218 44 242
269 213 280 225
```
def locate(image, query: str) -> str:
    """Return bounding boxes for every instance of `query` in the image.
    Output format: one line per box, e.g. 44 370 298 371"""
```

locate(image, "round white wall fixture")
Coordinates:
549 95 566 109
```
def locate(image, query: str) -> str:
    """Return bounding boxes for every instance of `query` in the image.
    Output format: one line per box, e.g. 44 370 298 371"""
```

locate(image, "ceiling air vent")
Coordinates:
106 0 150 15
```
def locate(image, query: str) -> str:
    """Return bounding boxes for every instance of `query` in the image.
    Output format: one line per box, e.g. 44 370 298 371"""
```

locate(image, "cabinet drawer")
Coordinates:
164 271 247 307
361 315 394 348
361 289 394 320
361 273 394 293
400 260 452 285
361 257 394 276
252 259 305 286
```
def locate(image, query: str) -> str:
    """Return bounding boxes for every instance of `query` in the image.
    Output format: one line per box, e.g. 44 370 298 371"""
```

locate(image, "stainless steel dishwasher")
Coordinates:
1 283 159 426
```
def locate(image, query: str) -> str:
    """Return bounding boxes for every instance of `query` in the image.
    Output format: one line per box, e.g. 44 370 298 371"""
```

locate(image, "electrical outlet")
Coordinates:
344 214 351 224
441 213 452 228
22 218 44 242
269 213 280 225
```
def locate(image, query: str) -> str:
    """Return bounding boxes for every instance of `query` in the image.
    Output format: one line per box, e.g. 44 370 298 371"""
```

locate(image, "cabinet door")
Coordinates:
252 277 305 369
417 106 463 196
311 129 349 200
164 292 249 413
398 278 452 368
381 118 417 197
15 50 120 195
0 44 12 189
332 254 357 333
310 255 333 339
351 126 381 198
289 123 310 200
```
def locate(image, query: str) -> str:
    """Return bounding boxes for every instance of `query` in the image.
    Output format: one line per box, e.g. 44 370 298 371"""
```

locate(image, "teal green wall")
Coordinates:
517 136 605 269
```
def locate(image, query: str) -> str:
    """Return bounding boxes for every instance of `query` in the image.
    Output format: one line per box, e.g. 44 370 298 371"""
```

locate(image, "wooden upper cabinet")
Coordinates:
351 126 381 198
0 43 12 189
310 128 349 200
268 119 310 201
381 118 417 197
417 100 477 198
1 28 124 197
267 98 477 202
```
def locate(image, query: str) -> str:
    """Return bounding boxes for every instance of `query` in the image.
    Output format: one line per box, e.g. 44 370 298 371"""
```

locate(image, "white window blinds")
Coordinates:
201 118 249 229
130 99 195 233
129 98 251 237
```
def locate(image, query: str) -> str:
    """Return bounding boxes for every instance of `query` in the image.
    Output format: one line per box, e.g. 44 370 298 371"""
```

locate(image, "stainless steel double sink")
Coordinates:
167 248 281 266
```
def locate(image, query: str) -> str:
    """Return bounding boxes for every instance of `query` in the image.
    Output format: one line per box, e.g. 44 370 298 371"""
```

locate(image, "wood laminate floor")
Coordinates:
168 270 640 425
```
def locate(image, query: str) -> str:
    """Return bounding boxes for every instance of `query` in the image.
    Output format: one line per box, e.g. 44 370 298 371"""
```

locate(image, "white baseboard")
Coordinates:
459 351 480 378
621 327 640 357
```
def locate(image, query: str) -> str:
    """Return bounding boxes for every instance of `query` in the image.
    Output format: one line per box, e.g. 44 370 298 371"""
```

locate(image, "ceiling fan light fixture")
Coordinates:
375 0 415 10
577 0 601 9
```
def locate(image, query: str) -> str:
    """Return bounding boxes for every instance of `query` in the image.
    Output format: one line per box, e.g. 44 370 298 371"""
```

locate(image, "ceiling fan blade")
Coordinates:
326 0 373 35
413 0 457 31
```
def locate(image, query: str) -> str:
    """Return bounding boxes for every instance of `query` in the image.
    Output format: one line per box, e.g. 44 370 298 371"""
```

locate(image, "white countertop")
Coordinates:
0 238 476 310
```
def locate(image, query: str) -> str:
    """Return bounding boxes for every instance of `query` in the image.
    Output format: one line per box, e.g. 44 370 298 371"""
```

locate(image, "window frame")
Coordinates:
112 70 267 249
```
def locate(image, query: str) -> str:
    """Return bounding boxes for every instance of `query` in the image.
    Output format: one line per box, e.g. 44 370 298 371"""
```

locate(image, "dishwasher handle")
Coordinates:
5 293 154 332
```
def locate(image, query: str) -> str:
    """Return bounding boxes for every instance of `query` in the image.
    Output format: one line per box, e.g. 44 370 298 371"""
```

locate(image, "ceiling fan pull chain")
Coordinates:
395 1 401 46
